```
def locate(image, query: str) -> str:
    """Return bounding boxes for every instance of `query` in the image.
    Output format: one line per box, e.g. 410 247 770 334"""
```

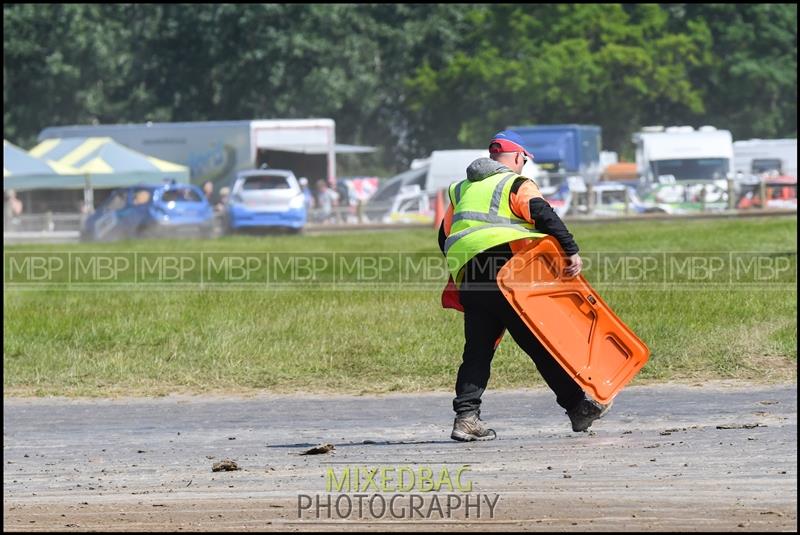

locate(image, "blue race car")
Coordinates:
225 169 307 233
81 182 214 241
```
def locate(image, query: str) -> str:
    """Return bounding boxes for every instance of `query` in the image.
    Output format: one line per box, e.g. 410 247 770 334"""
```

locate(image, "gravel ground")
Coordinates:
3 381 797 531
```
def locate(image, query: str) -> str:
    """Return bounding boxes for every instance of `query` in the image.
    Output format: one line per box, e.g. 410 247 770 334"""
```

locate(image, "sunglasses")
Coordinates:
520 153 528 165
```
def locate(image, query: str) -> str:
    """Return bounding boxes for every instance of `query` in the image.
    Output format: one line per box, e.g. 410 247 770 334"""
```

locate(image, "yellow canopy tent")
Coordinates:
28 137 190 210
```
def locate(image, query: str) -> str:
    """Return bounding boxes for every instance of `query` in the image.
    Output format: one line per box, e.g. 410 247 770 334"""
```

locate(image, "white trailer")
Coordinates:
38 119 371 188
733 138 797 179
633 126 734 183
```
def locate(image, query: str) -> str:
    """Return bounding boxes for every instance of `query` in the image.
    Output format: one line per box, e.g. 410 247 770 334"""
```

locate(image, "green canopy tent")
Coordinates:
25 137 190 211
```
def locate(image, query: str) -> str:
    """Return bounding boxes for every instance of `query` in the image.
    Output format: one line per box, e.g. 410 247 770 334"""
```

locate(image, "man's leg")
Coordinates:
452 284 506 416
498 291 612 432
497 294 585 412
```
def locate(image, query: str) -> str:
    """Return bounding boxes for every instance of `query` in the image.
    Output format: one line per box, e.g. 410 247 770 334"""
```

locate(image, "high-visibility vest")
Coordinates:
445 171 546 281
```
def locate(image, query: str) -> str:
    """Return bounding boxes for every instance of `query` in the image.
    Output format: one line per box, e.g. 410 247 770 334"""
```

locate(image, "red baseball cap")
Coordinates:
489 130 534 160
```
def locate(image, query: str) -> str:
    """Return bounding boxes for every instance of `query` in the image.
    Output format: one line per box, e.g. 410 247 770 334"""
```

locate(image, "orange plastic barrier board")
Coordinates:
497 236 649 404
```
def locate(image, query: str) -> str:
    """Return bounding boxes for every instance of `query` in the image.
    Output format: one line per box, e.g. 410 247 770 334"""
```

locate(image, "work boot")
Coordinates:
451 411 497 442
567 397 613 432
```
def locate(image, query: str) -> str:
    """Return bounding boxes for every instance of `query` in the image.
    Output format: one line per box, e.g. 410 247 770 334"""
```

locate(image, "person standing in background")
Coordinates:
4 188 24 228
202 180 216 205
299 177 314 211
314 179 339 223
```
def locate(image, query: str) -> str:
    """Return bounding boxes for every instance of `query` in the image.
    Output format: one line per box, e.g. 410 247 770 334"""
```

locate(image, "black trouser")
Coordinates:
453 250 585 416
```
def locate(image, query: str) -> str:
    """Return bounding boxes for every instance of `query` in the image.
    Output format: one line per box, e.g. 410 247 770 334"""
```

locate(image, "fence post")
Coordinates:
624 188 630 216
699 185 706 212
727 177 736 210
586 181 594 216
759 176 767 209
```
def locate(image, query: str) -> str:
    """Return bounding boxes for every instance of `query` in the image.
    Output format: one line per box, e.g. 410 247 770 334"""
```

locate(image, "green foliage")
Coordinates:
666 4 797 140
404 4 714 153
3 4 797 169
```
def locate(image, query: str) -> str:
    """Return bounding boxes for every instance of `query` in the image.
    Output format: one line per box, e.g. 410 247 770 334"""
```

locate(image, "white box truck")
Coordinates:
37 119 366 189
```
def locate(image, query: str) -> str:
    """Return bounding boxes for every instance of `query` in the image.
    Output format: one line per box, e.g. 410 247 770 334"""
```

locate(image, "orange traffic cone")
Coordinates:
433 189 445 229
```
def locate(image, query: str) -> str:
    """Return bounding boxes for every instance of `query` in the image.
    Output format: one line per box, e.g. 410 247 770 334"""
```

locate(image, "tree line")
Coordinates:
3 3 796 173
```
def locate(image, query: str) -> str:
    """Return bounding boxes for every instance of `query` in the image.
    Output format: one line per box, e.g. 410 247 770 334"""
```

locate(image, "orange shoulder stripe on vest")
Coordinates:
443 203 454 235
509 180 543 223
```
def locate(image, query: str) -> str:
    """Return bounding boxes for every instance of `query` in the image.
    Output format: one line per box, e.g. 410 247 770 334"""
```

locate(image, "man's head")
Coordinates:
488 130 534 174
202 180 214 196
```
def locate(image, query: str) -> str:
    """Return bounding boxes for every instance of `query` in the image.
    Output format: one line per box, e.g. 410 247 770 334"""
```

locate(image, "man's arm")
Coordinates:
510 178 582 277
509 178 579 255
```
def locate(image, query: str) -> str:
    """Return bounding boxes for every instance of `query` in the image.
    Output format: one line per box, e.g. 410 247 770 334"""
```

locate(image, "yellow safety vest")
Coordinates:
445 171 546 282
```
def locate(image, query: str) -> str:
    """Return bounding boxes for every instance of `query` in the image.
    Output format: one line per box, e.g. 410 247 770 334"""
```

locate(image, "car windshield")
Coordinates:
752 158 782 174
370 179 402 203
242 175 291 190
651 158 729 181
104 191 128 212
600 189 627 204
161 188 202 203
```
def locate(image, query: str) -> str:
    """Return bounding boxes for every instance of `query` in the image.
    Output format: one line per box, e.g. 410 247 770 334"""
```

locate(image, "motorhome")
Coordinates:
632 126 734 213
633 126 734 184
733 138 797 179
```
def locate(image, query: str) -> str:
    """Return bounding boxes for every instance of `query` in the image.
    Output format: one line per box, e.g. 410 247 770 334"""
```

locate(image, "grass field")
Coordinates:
3 215 797 397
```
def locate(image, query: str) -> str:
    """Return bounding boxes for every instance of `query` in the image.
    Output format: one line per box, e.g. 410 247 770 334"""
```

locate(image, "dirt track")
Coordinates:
3 382 797 531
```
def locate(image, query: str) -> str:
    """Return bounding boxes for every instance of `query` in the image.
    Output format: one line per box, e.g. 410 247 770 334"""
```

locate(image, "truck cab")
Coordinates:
508 124 602 187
